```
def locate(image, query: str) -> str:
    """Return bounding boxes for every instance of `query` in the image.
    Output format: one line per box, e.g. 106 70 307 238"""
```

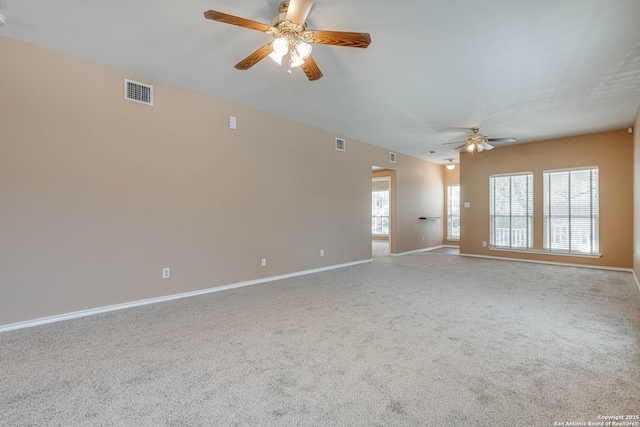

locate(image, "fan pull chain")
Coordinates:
288 51 292 74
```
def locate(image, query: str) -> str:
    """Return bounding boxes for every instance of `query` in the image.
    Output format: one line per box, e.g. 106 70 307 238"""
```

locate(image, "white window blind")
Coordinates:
543 168 599 254
447 185 460 240
489 173 533 249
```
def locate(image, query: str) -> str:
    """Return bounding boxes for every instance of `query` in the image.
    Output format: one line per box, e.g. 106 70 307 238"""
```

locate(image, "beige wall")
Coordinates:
394 159 444 253
634 107 640 279
460 129 633 268
443 165 460 246
0 36 443 326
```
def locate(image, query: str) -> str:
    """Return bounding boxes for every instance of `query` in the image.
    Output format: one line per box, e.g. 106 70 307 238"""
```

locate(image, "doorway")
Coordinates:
372 168 394 257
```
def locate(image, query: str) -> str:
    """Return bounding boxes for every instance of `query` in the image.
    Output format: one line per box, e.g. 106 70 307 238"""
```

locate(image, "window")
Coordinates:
447 185 460 240
372 190 390 236
543 168 599 254
489 173 533 249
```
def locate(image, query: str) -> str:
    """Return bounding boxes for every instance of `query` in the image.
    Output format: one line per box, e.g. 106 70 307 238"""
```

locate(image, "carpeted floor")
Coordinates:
423 246 460 255
372 240 390 257
1 253 639 426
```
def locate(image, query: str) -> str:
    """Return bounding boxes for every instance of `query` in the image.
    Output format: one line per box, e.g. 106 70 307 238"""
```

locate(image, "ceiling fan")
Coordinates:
443 128 517 153
204 0 371 81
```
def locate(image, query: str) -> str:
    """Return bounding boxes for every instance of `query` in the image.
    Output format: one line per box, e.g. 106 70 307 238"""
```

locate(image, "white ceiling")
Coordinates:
1 0 639 164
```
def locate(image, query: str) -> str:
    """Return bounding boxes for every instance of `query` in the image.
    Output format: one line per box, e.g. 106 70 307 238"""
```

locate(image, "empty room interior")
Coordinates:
1 0 640 425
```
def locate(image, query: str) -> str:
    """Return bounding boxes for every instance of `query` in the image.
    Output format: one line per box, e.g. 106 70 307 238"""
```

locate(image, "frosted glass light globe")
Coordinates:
290 53 305 68
273 37 289 56
296 42 312 59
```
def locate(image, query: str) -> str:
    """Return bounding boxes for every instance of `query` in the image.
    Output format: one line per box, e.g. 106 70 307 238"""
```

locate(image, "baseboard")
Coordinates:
0 258 373 333
391 245 444 257
460 252 633 273
633 270 640 294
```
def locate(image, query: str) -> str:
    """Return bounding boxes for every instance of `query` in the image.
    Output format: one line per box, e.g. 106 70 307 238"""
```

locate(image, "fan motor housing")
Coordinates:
271 1 289 26
271 1 307 30
271 11 288 27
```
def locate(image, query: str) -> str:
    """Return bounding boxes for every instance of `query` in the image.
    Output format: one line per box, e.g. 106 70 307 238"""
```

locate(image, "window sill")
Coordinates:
489 246 601 259
447 238 460 242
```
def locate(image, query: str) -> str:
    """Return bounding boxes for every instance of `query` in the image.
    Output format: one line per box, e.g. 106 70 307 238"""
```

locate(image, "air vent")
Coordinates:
335 138 346 151
389 152 397 163
124 79 153 105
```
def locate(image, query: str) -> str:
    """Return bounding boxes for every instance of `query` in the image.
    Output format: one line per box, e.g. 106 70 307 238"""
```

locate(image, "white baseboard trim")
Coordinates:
460 253 633 273
633 270 640 294
0 258 373 333
391 245 445 257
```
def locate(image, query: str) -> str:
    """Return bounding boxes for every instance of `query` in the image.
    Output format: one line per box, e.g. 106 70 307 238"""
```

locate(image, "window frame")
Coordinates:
543 167 599 255
489 172 534 250
447 185 460 241
372 189 390 237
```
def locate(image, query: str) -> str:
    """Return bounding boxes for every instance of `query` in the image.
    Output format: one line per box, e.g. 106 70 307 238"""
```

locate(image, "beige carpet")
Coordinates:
372 240 390 257
1 253 639 426
423 246 460 255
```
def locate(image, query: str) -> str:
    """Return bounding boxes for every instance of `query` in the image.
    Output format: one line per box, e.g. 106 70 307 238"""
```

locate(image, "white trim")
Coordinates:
443 245 460 249
391 245 445 257
633 270 640 294
490 171 534 178
460 252 631 273
544 166 598 174
489 246 602 259
0 259 372 333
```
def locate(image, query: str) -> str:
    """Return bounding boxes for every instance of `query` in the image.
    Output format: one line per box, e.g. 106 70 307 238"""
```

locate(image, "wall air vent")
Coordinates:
389 152 397 163
335 138 346 151
124 79 153 105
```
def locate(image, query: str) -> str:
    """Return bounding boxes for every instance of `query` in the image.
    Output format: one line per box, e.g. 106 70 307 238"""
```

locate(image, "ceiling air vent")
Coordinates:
389 152 397 163
335 138 346 151
124 79 153 106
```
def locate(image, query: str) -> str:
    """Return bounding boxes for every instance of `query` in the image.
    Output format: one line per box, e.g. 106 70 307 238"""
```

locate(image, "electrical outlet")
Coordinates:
320 249 324 257
261 258 267 267
482 241 487 247
162 267 170 278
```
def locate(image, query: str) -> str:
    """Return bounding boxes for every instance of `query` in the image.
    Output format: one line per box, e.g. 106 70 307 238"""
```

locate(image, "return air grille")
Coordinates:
335 138 346 151
124 79 153 105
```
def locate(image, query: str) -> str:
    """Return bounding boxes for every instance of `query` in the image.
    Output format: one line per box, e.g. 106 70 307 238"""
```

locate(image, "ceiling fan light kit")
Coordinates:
204 0 371 81
446 160 456 170
443 128 517 154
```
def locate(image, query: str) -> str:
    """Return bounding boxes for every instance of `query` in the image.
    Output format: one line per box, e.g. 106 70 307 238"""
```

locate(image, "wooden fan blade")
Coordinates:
235 43 274 70
311 30 371 48
487 137 517 143
204 10 271 32
286 0 314 25
300 56 323 81
451 144 468 151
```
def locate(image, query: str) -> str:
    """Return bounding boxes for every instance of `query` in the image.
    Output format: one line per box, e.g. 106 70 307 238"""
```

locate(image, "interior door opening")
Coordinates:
372 171 392 257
